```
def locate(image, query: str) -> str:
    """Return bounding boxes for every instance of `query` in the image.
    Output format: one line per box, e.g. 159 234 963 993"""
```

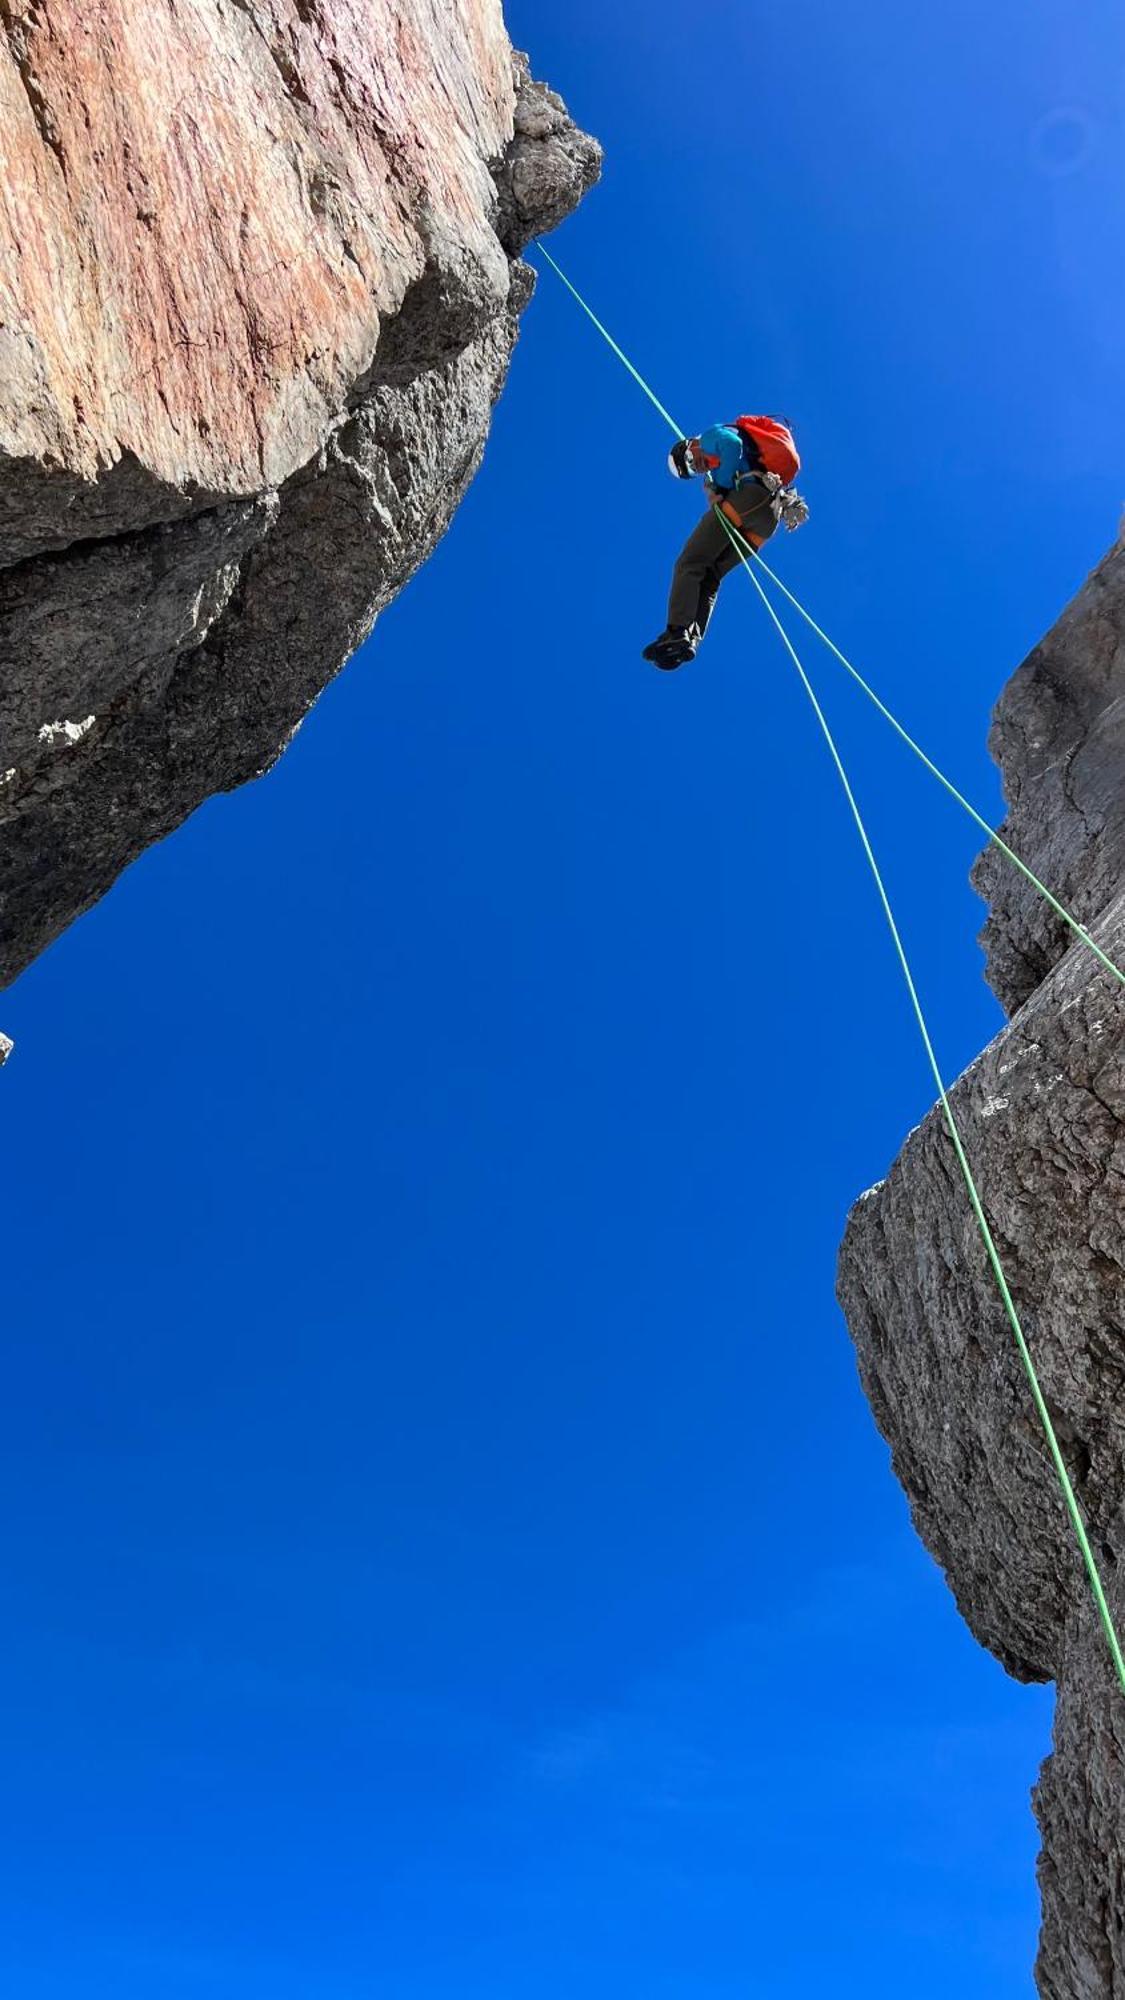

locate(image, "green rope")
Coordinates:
535 240 1125 1686
748 550 1125 991
532 241 1125 991
716 503 1125 1691
534 241 685 439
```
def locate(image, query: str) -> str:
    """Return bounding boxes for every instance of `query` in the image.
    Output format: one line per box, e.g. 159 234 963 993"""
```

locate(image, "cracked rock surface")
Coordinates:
974 544 1125 1017
838 538 1125 1997
0 3 600 985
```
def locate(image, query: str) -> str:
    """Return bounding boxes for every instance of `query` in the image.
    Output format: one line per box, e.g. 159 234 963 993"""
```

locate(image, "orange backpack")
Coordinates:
734 415 801 485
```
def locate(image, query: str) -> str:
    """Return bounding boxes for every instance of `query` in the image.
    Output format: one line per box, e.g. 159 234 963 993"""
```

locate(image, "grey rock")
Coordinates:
0 499 274 775
0 453 217 573
974 541 1125 1014
838 536 1125 1995
493 52 604 253
1036 1612 1125 1999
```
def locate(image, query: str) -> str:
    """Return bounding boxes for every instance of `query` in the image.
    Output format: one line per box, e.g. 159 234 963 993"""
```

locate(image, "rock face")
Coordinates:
838 539 1125 1998
973 546 1125 1019
0 2 600 985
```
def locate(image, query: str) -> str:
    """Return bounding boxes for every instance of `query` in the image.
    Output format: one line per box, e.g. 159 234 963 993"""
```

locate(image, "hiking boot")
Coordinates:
642 625 698 671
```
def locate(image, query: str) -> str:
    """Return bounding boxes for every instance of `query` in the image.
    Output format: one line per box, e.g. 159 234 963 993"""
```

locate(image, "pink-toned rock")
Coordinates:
0 4 600 983
0 0 521 556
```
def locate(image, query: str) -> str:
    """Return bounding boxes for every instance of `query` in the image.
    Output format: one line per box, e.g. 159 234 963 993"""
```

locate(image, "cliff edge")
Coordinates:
838 539 1125 1998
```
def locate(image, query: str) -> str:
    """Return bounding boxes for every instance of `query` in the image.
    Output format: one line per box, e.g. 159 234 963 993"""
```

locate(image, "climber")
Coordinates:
643 417 809 670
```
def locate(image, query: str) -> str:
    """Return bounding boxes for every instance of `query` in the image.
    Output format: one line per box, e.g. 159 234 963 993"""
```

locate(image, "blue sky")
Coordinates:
3 1 1124 1992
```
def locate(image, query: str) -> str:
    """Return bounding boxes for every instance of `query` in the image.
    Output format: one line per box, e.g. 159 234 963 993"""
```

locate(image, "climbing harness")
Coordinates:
533 237 1125 1692
717 492 771 549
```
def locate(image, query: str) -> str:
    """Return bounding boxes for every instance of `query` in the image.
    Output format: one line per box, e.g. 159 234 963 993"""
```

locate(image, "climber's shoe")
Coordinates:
642 625 698 672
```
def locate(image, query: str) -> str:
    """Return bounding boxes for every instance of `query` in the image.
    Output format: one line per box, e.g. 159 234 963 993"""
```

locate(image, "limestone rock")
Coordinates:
838 539 1125 1995
0 2 601 984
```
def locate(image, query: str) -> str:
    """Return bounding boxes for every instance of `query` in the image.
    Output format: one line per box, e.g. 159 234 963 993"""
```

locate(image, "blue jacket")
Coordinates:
697 423 750 493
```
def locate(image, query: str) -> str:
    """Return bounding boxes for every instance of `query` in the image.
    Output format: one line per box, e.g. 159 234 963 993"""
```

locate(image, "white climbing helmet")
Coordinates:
667 437 701 480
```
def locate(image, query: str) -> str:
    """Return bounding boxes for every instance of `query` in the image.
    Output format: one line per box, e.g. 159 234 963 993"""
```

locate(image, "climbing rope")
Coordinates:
716 504 1120 1688
534 241 687 438
748 550 1125 992
533 240 1125 1690
534 241 1125 994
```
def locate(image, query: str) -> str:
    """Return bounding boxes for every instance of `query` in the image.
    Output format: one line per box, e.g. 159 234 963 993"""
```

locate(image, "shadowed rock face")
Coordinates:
838 539 1125 1997
974 545 1125 1018
0 5 600 984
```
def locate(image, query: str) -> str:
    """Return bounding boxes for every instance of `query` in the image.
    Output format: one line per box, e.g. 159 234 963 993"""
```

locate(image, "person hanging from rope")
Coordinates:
643 416 810 670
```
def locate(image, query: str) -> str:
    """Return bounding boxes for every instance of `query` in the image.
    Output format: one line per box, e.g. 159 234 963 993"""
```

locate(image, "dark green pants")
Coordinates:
668 484 779 636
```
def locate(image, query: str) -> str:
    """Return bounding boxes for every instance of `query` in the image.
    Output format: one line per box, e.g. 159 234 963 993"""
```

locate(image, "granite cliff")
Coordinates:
0 0 600 996
838 539 1125 1998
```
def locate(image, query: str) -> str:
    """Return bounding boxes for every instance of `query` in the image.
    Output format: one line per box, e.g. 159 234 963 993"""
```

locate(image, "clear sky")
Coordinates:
3 2 1124 1994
